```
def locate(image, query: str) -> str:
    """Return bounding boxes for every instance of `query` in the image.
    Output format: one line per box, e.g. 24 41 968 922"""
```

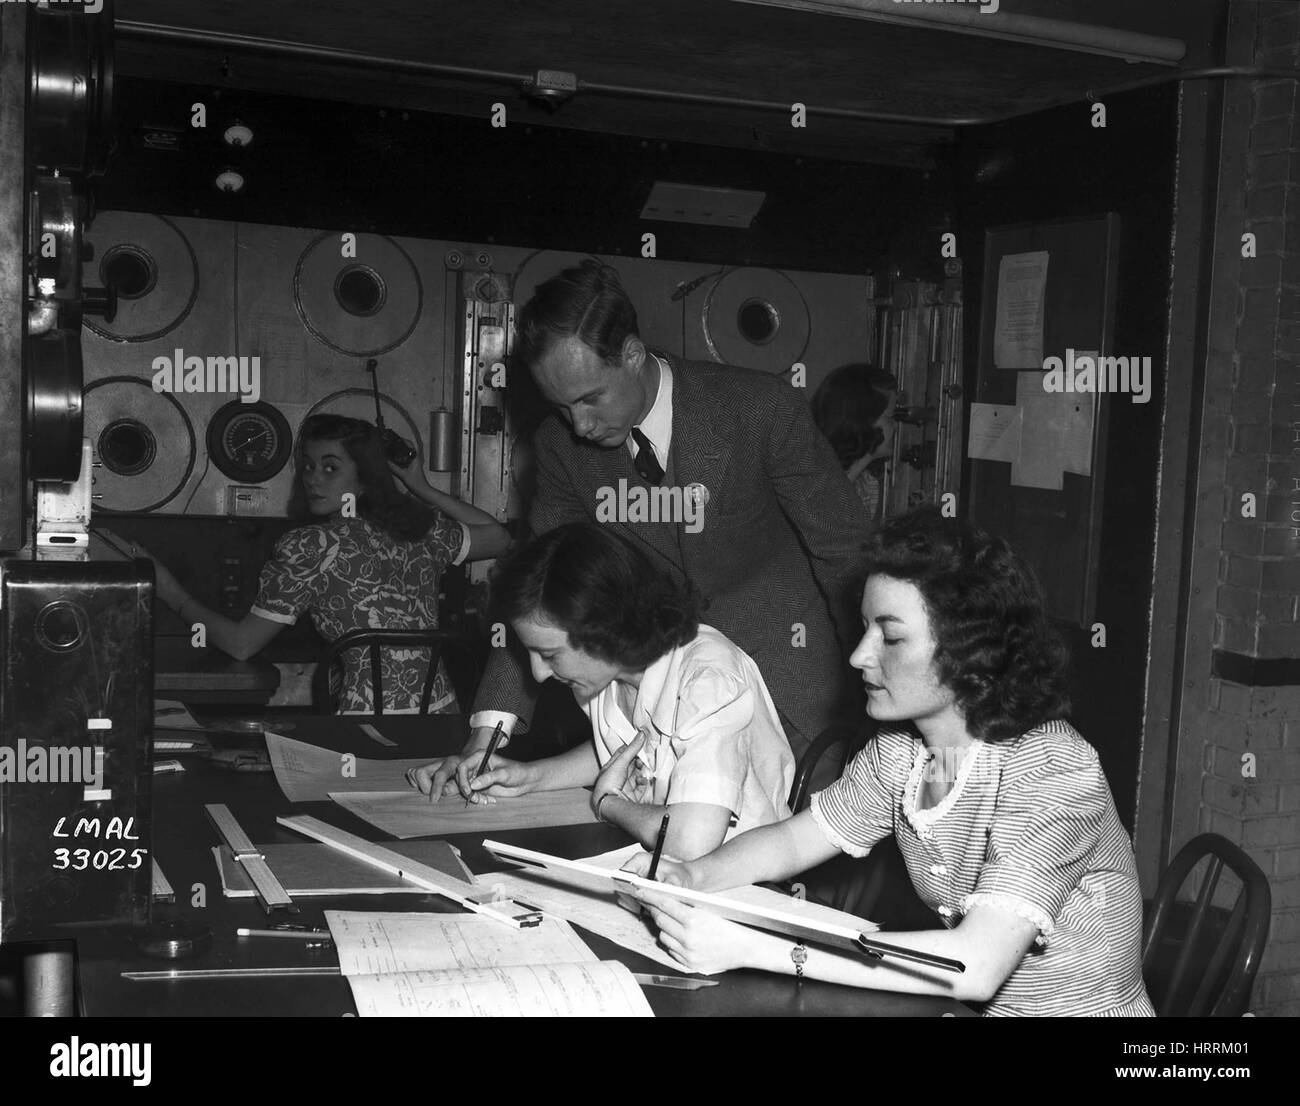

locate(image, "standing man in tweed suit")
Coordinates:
421 261 866 798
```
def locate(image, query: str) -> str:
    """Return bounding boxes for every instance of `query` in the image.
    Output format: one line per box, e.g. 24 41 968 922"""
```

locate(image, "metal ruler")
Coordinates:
205 804 296 914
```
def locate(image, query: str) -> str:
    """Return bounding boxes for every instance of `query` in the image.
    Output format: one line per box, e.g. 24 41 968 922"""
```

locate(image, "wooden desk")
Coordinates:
153 637 280 704
75 715 971 1017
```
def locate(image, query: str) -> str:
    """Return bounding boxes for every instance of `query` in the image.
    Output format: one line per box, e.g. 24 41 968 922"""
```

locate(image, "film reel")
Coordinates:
293 233 422 356
82 213 199 343
84 376 197 513
702 267 811 374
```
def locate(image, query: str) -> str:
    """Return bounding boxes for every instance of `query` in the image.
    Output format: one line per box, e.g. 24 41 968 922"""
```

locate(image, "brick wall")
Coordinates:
1206 0 1300 1017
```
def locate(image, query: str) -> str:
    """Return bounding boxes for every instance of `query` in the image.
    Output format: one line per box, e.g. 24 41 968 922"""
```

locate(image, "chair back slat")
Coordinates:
1166 855 1223 1012
313 629 470 716
368 641 383 719
1188 895 1247 1017
1143 833 1272 1017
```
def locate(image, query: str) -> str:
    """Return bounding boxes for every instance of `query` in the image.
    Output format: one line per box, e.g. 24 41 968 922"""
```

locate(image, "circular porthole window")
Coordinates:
737 297 780 346
98 418 157 476
36 601 86 652
333 264 387 317
100 245 157 300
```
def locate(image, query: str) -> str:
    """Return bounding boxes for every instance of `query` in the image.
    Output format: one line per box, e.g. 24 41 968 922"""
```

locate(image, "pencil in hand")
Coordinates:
465 721 505 809
647 812 671 882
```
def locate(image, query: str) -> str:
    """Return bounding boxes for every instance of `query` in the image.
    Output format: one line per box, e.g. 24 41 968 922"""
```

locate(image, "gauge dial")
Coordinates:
206 401 292 483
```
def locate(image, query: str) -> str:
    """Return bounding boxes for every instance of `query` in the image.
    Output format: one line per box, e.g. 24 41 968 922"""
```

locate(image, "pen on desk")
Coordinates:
647 812 670 881
236 927 332 941
465 720 505 808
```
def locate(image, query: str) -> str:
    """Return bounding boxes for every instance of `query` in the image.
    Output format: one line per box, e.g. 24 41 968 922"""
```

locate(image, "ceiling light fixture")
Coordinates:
222 120 255 148
213 168 246 193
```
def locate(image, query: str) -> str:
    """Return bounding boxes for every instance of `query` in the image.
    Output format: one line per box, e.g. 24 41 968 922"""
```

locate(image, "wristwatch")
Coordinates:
791 942 807 980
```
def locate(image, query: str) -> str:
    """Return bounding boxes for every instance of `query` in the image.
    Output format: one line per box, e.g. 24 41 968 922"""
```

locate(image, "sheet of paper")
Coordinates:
346 961 653 1017
324 911 596 976
1042 350 1099 476
153 699 205 731
265 731 432 802
575 844 880 932
330 787 597 839
1011 370 1097 490
993 250 1048 369
484 868 681 971
479 843 877 971
966 403 1023 463
214 840 474 898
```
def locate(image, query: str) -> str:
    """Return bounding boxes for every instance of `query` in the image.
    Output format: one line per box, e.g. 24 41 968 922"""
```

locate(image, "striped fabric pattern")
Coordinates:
810 719 1155 1017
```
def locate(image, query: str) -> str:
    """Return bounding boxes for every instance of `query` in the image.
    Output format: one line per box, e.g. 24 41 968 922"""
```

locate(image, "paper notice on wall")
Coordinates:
993 251 1049 369
967 404 1023 463
1009 370 1097 490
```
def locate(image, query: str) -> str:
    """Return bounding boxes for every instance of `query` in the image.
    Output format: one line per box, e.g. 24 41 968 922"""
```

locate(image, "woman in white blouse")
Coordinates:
413 522 793 860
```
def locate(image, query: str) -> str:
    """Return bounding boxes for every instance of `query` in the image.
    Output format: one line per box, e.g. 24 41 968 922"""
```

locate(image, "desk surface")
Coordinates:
153 637 280 699
76 715 971 1018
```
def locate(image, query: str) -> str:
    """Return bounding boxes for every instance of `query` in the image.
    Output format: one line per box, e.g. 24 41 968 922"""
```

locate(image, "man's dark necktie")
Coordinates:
630 427 664 485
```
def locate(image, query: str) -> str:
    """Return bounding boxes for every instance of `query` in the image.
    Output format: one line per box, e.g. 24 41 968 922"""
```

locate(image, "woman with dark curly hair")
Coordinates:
625 507 1154 1016
414 522 794 859
138 415 509 714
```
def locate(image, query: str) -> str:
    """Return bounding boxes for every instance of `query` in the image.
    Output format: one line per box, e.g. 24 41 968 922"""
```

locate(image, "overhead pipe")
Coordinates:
114 21 1299 131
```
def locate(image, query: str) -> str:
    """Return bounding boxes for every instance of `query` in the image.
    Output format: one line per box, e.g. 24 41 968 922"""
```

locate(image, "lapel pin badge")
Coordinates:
685 483 710 508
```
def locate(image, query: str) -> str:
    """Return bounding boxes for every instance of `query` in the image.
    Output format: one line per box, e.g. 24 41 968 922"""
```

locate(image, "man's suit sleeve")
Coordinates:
468 422 589 729
763 383 868 651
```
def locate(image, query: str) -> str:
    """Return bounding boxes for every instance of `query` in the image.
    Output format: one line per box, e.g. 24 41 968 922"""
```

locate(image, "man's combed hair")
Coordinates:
863 507 1071 741
491 522 699 668
514 260 640 370
289 414 436 542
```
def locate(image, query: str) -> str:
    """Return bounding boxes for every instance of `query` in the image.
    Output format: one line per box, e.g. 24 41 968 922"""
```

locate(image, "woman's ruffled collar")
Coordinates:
902 738 984 839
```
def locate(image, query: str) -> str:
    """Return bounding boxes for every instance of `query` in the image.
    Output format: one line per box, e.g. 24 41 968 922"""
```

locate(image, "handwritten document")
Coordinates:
325 911 597 975
265 731 431 802
329 787 597 839
324 911 654 1016
346 962 653 1017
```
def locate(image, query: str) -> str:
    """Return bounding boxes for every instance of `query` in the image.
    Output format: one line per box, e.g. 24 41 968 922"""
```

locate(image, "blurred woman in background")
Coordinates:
811 363 897 523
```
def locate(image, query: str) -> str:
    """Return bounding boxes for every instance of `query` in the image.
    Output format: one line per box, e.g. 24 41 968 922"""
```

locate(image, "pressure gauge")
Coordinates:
206 401 292 483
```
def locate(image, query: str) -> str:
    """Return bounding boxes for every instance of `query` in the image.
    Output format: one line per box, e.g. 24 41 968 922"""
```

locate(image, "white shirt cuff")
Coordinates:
468 710 522 744
451 522 471 567
249 605 296 626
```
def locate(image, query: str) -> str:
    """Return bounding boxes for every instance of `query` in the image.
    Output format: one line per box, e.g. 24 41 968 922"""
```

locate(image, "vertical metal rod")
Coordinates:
22 946 76 1017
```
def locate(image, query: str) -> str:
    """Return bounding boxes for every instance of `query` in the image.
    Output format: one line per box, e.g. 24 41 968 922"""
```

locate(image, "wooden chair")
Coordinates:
784 718 876 914
1143 833 1272 1017
788 719 869 812
312 629 477 716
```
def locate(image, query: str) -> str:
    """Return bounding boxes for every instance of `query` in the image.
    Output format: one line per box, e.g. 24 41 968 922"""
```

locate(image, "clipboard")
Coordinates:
481 840 965 974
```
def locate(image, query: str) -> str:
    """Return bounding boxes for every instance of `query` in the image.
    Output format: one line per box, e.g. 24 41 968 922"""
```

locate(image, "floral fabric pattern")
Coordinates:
251 515 467 714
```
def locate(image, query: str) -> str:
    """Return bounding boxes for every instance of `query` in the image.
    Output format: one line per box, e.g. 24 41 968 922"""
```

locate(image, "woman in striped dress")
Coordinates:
627 507 1155 1017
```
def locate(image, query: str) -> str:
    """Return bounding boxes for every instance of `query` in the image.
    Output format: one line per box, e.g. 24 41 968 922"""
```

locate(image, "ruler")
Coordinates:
124 966 340 981
277 814 542 929
205 804 296 914
150 859 175 903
